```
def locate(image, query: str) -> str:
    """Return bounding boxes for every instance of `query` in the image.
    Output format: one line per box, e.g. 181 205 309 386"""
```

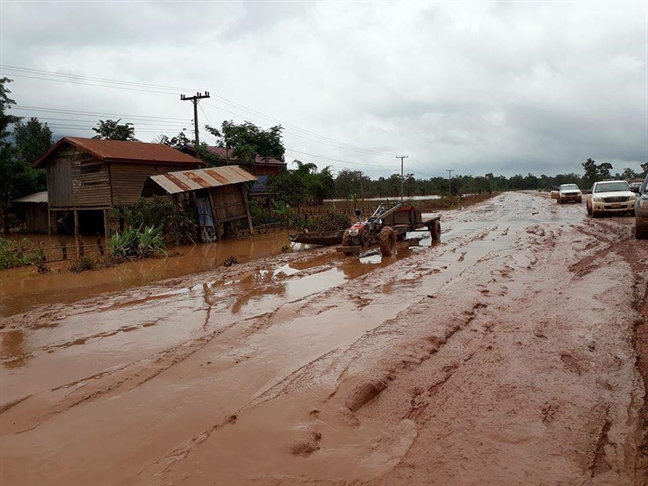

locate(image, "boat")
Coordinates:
288 230 345 246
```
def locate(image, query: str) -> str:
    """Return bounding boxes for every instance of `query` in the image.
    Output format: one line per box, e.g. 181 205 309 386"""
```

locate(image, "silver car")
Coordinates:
636 175 648 239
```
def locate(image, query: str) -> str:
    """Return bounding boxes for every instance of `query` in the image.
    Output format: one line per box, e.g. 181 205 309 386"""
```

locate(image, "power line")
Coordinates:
12 104 189 122
0 65 188 95
3 64 397 157
202 101 395 157
33 116 189 128
284 148 387 168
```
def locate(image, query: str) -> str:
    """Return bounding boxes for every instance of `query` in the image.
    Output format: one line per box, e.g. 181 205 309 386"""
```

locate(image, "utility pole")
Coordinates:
446 169 454 196
180 91 210 145
396 155 408 201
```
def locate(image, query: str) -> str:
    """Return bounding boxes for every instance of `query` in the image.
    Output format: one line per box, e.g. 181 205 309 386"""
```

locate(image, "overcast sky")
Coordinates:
1 0 646 179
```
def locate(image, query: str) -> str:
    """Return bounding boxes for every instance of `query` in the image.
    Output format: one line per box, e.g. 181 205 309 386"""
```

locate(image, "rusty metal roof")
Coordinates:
34 137 204 168
148 166 257 195
14 191 48 203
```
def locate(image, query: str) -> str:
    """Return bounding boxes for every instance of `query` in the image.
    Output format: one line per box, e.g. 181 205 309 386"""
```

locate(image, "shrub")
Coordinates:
109 227 140 258
297 211 350 232
0 237 41 269
70 256 97 273
109 226 166 259
138 225 167 257
114 196 196 245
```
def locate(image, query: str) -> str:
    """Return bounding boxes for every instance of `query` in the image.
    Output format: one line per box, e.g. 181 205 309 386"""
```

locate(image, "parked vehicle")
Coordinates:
629 181 642 193
635 175 648 239
337 204 441 256
550 186 560 200
586 180 636 218
557 184 582 204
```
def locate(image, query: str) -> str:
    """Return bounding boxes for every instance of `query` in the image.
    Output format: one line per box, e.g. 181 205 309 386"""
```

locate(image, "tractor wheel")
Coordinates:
430 219 441 242
379 227 396 256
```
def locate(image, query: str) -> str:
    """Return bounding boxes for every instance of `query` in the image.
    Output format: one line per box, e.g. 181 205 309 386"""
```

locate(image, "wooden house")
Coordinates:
33 137 204 238
180 145 287 177
141 165 257 241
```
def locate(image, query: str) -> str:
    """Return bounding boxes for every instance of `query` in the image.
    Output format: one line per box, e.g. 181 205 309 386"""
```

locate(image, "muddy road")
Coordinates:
1 192 646 486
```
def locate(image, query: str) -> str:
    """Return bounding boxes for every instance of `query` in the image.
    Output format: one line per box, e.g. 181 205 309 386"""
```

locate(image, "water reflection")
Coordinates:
0 228 437 318
0 231 296 318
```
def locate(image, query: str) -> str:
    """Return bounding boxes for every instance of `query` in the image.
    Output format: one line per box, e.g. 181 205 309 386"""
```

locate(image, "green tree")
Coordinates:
0 78 20 148
582 158 599 188
153 131 191 150
268 166 308 209
205 121 284 163
598 162 613 179
0 79 53 232
621 167 639 179
13 117 53 166
92 119 137 141
268 160 334 208
334 169 364 198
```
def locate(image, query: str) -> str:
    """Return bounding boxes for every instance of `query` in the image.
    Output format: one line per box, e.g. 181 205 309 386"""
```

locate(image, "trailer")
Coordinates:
383 205 441 242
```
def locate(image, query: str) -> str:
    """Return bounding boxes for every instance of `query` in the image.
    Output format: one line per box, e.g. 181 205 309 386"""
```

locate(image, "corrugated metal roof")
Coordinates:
34 137 204 168
14 191 48 203
148 166 257 195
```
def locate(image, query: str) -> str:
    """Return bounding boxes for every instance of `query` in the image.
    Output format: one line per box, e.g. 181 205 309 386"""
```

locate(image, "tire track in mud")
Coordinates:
136 198 544 486
362 215 644 485
124 211 518 484
3 193 647 486
2 247 417 448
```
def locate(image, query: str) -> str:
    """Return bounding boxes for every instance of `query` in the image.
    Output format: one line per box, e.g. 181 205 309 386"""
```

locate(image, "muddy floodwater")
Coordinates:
0 229 438 318
1 192 646 486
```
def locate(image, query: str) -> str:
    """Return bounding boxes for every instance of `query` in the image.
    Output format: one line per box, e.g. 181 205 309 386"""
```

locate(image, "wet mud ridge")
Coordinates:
1 192 647 486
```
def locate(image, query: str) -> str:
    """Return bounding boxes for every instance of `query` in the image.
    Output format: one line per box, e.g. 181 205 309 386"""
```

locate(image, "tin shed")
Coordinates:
142 166 257 241
14 191 49 233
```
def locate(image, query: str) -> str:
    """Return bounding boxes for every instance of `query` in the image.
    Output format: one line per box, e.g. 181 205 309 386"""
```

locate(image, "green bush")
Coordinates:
109 226 166 259
114 196 196 245
297 211 350 232
138 225 167 257
69 256 97 273
250 200 296 227
0 237 42 269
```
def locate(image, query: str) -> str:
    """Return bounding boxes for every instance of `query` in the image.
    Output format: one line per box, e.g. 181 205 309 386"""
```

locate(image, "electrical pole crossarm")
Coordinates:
181 91 210 146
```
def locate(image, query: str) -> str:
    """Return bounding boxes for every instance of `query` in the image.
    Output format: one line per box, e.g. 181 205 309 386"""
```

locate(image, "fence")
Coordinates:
1 236 108 267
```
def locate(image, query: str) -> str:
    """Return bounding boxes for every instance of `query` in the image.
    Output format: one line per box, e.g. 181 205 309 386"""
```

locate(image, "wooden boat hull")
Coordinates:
288 230 345 246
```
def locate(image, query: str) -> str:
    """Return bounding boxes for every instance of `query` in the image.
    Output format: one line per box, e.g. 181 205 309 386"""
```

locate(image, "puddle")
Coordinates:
0 231 297 317
0 330 29 369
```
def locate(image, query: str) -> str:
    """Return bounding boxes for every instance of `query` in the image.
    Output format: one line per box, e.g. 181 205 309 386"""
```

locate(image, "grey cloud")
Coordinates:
1 0 646 179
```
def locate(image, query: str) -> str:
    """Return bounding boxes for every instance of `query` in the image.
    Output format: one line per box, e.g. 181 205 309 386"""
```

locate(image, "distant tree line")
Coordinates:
2 75 648 234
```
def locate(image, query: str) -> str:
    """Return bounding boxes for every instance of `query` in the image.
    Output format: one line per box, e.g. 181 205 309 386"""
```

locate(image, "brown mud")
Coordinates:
1 192 646 486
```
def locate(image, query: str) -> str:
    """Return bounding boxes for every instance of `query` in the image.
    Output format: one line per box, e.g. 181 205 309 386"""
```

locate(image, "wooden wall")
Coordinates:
72 151 111 207
46 146 74 208
250 165 284 177
23 203 49 233
110 163 197 206
209 185 247 223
